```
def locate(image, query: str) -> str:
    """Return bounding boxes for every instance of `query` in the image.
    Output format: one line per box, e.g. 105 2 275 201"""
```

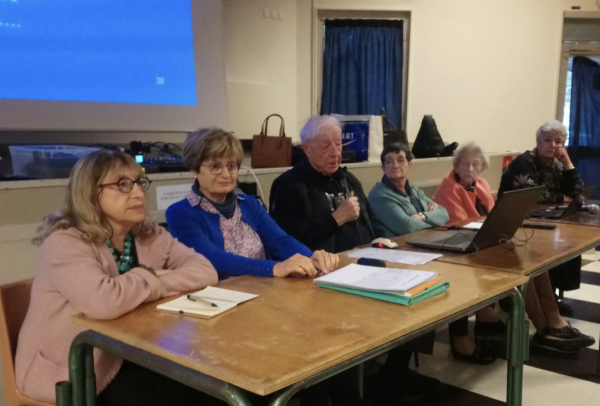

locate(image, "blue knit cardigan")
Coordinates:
166 194 313 279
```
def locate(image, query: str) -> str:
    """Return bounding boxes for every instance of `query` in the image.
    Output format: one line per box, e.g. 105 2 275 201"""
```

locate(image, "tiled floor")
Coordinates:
401 248 600 406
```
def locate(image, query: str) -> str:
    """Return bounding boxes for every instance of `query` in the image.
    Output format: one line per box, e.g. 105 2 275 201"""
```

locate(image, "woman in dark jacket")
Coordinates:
498 120 593 355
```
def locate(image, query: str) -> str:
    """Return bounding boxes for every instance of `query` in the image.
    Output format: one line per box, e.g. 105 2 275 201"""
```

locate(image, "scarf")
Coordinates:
192 180 237 219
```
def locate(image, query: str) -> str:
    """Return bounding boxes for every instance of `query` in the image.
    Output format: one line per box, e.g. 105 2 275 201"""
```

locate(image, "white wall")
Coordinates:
224 0 599 149
224 0 299 140
308 0 599 152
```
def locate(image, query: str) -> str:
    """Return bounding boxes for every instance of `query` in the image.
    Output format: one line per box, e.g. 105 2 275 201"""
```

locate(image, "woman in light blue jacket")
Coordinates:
368 143 449 238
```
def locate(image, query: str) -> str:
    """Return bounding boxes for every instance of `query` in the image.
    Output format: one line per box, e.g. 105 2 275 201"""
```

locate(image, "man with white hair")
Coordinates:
270 115 440 405
270 115 375 252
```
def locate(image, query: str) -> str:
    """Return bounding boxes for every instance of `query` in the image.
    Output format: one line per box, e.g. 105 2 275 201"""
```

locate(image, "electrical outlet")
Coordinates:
278 11 285 21
270 10 278 20
263 9 270 18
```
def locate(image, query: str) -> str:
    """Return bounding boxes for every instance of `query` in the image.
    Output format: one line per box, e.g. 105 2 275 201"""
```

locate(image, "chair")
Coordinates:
0 279 53 406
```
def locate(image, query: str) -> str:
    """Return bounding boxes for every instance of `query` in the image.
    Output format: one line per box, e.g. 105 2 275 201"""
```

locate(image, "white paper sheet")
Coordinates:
462 222 484 230
314 263 438 293
156 184 191 210
346 247 442 265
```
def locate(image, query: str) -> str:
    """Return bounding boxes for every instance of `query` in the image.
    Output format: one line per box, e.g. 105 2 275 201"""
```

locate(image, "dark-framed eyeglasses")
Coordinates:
99 177 152 193
201 162 240 175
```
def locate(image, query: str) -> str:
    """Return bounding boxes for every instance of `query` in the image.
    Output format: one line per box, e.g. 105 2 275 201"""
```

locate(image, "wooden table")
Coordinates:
57 260 527 406
394 220 600 278
391 218 600 377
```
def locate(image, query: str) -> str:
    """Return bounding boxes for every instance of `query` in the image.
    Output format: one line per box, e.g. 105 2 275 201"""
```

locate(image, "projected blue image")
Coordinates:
0 0 197 106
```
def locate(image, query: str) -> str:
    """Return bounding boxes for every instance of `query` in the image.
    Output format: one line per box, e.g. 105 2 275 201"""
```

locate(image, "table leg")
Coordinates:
358 363 364 399
60 331 255 406
517 283 530 363
506 287 525 406
597 328 600 375
55 381 72 406
68 339 87 406
85 346 96 406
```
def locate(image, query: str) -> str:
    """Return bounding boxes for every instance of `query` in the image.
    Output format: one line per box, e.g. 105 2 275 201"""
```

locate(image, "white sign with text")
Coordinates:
156 184 191 210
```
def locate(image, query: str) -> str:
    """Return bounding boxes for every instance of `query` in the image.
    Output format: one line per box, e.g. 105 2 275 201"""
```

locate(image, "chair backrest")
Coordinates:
0 279 33 362
0 279 54 406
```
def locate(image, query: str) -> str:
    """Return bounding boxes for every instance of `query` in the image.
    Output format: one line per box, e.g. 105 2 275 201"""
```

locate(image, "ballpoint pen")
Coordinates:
186 295 218 308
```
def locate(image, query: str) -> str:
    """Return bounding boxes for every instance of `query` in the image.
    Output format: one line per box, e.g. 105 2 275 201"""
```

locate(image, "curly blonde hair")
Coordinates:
33 149 155 245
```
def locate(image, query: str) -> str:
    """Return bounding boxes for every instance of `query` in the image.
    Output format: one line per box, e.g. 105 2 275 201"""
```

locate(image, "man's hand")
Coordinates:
332 191 360 226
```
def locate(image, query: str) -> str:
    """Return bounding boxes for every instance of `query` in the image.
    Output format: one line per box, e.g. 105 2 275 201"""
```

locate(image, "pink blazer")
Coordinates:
15 226 218 403
432 170 495 225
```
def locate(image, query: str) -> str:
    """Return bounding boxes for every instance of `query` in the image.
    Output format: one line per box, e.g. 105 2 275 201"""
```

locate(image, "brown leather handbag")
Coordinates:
251 114 292 168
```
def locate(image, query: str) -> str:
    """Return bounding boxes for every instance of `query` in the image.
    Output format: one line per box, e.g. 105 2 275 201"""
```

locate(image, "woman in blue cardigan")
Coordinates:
166 127 339 280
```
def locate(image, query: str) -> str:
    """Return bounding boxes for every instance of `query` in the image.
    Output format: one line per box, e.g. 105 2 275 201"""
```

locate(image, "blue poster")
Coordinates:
340 119 369 162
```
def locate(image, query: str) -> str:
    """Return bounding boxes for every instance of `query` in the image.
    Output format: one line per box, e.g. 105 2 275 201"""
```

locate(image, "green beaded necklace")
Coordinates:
106 234 134 274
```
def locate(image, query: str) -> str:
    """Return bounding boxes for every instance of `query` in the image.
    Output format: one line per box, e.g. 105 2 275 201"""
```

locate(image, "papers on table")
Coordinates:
314 263 439 294
347 247 442 265
462 222 484 230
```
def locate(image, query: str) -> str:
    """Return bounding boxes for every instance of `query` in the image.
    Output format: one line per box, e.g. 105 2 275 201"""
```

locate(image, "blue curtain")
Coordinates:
320 19 403 129
568 56 600 199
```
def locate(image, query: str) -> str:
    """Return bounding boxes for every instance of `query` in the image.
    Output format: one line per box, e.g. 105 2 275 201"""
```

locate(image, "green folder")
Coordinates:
317 281 450 306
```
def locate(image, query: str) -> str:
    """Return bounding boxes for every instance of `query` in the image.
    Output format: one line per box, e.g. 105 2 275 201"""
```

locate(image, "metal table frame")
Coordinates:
515 240 600 376
56 287 525 406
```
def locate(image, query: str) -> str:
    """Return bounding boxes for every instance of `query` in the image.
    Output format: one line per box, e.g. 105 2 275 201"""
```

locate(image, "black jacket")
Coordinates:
498 150 582 291
269 159 375 253
498 150 583 204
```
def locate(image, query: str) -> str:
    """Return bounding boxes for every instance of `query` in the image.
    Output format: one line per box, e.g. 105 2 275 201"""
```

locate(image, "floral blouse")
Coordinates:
187 191 266 260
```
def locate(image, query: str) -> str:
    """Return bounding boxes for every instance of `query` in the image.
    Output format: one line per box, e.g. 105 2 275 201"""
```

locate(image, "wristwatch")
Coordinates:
418 212 427 220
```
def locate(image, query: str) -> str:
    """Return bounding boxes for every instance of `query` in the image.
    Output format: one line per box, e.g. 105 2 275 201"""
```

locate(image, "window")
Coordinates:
313 9 410 130
557 13 600 144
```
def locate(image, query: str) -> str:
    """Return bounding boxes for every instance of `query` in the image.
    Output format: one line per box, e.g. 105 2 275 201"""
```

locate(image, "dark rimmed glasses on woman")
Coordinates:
99 177 152 193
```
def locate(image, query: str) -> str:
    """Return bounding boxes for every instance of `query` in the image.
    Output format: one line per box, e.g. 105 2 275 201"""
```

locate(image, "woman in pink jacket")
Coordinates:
15 150 223 405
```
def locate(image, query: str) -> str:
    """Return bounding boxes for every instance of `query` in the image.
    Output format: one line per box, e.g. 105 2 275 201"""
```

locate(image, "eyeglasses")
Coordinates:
99 177 152 193
384 158 408 167
201 162 240 175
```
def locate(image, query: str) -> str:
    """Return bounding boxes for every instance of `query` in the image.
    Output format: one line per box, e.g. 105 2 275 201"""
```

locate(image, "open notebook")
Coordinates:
156 286 257 319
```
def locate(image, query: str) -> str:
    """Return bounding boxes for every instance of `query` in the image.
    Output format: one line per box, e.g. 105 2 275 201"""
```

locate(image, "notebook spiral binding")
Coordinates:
188 295 237 304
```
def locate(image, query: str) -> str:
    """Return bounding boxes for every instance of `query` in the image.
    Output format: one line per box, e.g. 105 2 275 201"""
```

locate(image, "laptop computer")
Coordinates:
529 186 596 219
406 186 545 253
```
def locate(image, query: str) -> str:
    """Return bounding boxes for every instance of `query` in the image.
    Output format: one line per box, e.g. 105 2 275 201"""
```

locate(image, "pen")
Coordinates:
187 295 218 308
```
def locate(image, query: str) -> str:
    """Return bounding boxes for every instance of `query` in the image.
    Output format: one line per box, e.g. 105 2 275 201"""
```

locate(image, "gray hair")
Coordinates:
452 142 490 171
300 115 341 144
536 120 567 141
182 127 243 173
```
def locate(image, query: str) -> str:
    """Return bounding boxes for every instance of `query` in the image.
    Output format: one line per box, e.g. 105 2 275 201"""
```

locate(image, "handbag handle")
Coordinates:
260 114 286 138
